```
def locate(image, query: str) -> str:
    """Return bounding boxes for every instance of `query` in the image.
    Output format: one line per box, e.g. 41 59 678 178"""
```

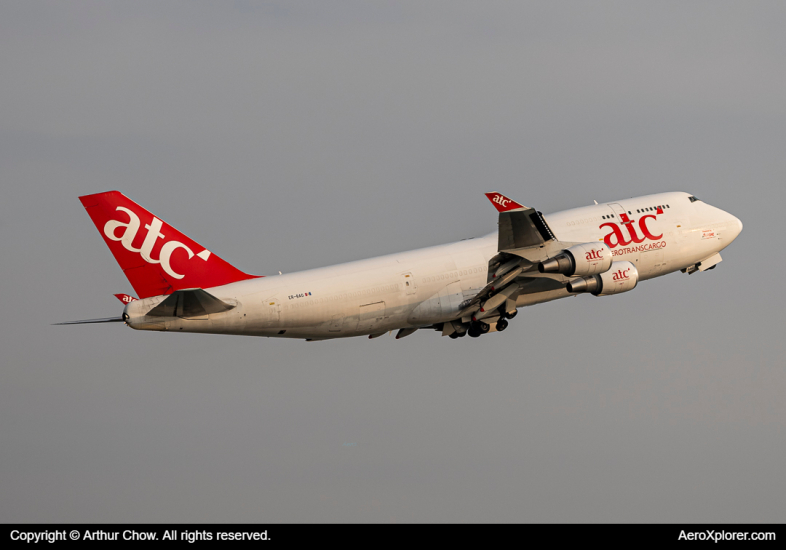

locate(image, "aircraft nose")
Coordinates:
729 214 743 241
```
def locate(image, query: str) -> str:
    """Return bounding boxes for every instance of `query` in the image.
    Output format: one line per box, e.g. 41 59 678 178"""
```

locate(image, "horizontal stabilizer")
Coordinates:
147 288 235 318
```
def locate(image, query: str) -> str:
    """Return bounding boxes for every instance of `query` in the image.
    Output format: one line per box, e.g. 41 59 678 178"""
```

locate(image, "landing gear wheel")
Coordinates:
504 310 517 320
456 330 466 338
468 327 481 338
478 322 490 334
449 333 459 339
496 318 509 332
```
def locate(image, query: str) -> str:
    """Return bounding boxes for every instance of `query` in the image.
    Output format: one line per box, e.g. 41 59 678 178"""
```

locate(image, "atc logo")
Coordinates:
601 212 663 248
485 192 524 212
585 248 604 261
612 268 631 281
103 207 210 279
492 195 511 208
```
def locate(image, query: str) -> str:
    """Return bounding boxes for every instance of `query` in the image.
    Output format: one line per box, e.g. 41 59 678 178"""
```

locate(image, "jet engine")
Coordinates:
538 243 612 277
566 261 638 296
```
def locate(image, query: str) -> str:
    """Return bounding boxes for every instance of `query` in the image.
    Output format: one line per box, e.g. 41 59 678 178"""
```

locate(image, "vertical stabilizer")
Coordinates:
80 191 259 298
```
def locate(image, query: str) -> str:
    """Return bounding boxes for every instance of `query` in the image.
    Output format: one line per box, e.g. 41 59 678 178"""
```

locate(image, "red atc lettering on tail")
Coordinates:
79 191 259 299
103 207 210 279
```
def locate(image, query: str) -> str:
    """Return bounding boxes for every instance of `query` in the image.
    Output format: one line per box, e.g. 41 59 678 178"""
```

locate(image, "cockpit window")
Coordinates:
688 196 701 203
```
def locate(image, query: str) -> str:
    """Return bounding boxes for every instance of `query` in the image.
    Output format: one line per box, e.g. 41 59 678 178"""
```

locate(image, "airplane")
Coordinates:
58 190 742 340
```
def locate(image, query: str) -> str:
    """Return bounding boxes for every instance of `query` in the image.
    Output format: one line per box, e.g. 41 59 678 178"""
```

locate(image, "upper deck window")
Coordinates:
688 196 701 203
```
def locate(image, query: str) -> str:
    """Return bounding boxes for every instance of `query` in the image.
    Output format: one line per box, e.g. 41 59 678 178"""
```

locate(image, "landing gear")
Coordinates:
503 309 517 320
466 320 491 338
462 316 511 339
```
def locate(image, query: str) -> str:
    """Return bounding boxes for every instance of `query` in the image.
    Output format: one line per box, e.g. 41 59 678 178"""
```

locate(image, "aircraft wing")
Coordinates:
458 193 577 318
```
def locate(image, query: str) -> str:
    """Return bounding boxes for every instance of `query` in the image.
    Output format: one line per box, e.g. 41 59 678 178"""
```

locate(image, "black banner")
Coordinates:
3 524 783 544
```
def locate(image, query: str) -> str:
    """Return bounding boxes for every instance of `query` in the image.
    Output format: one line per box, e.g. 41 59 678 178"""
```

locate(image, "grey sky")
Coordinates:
1 1 784 522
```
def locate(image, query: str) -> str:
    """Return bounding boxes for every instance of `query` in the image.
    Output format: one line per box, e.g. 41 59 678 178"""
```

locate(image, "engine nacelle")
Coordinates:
566 261 638 296
538 243 612 277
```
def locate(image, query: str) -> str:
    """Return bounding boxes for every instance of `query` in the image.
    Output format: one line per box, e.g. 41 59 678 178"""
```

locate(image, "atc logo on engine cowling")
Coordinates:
612 268 631 281
585 248 605 261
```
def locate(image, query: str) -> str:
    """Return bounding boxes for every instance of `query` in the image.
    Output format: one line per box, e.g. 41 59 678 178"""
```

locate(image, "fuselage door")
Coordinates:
402 272 417 295
607 202 628 221
265 297 280 323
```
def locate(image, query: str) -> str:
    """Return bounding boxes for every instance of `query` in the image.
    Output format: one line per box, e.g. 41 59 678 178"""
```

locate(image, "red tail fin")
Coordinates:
80 191 259 298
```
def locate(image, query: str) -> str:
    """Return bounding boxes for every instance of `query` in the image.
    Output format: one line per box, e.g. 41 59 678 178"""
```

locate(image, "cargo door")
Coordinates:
639 248 665 277
358 301 386 332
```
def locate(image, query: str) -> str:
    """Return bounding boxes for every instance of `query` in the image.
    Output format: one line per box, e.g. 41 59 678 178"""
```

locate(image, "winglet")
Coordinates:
484 192 527 212
114 293 138 304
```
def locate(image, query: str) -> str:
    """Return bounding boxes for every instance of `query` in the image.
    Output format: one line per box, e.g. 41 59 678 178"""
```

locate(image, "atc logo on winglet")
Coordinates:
484 192 527 213
114 293 138 304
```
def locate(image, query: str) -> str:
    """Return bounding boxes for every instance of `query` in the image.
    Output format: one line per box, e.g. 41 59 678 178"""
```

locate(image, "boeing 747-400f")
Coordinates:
59 190 742 340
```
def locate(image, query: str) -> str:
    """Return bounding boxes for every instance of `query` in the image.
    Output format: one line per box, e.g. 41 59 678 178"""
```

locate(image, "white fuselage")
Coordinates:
124 192 742 340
